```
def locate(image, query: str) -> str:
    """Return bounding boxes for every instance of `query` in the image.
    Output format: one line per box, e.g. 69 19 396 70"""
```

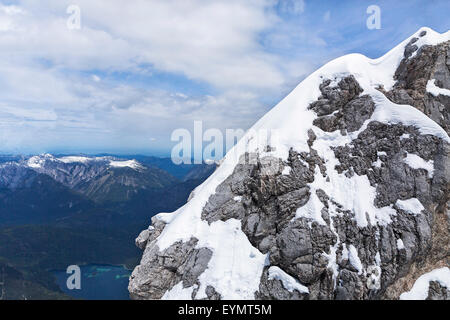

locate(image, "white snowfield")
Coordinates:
27 153 57 168
400 267 450 300
109 159 143 170
154 27 450 300
59 156 94 164
24 154 144 170
27 155 47 168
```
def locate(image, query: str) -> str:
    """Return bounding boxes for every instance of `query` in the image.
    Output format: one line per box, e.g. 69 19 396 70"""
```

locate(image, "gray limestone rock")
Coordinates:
426 281 449 300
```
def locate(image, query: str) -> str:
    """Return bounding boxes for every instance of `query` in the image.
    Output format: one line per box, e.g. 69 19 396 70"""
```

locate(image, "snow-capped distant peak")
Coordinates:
26 153 56 168
109 159 144 170
27 156 44 168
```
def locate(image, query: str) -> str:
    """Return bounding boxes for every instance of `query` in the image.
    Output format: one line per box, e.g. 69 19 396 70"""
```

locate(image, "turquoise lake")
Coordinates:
52 264 131 300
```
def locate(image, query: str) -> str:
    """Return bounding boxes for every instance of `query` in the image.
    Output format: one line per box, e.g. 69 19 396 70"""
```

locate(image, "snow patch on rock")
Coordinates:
400 133 410 140
348 245 363 274
397 238 405 250
162 282 195 300
158 218 267 299
233 196 242 202
268 266 309 294
395 198 425 215
403 153 434 178
400 267 450 300
426 79 450 97
308 128 397 228
282 166 291 175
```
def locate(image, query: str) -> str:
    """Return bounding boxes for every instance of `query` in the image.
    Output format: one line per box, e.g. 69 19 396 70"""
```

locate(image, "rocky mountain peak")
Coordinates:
129 27 450 300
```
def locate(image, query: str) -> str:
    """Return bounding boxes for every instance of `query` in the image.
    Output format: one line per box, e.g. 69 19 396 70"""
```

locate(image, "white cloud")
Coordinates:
1 0 284 90
0 0 331 154
3 0 430 155
0 105 57 121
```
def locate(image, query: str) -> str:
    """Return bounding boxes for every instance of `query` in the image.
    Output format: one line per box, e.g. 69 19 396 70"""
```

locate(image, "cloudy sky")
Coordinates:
0 0 449 156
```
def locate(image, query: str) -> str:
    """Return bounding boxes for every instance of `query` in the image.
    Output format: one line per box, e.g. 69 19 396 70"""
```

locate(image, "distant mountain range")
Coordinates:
0 154 215 225
0 153 216 299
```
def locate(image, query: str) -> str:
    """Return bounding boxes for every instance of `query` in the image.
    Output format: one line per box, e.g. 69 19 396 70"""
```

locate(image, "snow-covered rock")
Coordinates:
400 267 450 300
129 27 450 300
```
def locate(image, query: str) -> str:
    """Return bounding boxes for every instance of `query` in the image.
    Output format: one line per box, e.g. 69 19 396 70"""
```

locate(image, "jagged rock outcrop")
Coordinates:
129 28 450 300
427 281 449 300
385 36 450 133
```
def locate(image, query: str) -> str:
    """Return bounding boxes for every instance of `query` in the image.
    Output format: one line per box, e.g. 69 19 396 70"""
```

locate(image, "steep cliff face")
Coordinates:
129 28 450 300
